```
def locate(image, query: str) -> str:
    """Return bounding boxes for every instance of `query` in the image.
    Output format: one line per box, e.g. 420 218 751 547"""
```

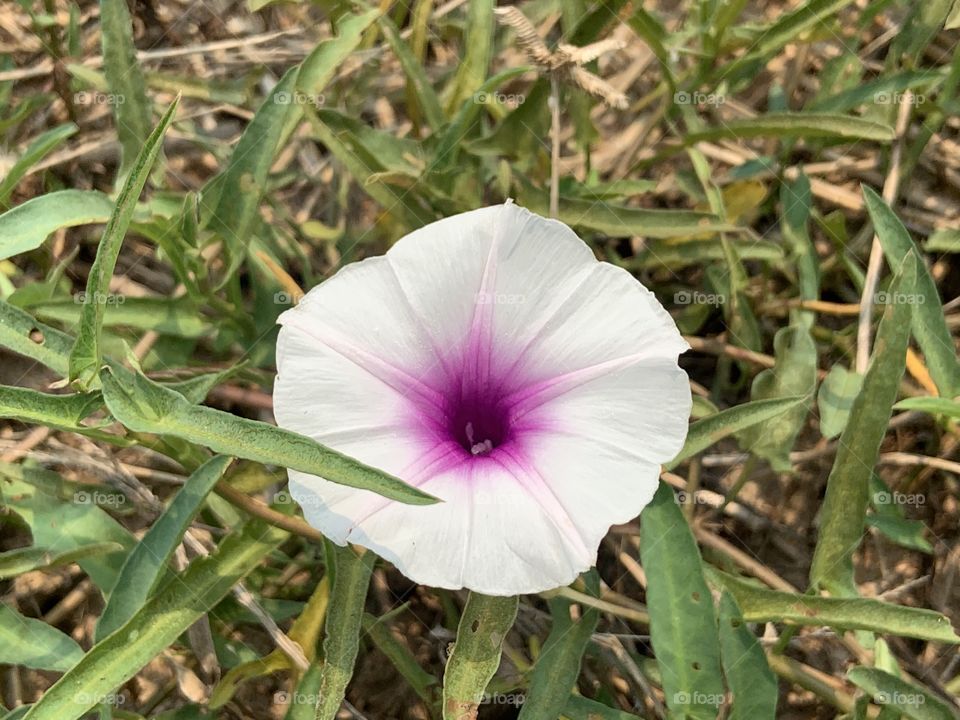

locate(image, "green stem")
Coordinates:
314 545 374 720
442 593 518 720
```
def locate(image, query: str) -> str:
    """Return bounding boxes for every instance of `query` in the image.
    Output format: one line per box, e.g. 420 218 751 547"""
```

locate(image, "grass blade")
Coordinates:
96 455 233 641
314 545 375 720
863 185 960 397
99 0 153 181
518 573 600 720
810 257 915 596
443 0 494 113
0 123 77 208
99 366 437 504
683 113 894 142
640 482 724 720
68 97 179 389
442 593 518 720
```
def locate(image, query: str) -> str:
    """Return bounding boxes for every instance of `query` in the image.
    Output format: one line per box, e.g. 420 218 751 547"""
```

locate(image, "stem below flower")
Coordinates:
442 592 519 720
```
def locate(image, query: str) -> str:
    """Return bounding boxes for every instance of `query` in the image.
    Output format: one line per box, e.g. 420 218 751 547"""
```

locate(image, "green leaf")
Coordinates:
100 0 153 180
864 185 960 397
68 97 179 389
314 545 375 720
817 365 864 439
810 257 915 596
718 592 777 720
0 604 84 672
96 455 233 641
21 518 287 720
0 190 115 262
923 228 960 253
847 667 960 720
363 612 438 705
519 572 600 720
0 542 124 580
640 483 724 720
668 395 807 468
443 592 518 720
709 569 959 643
0 299 74 376
99 367 436 505
0 385 105 435
444 0 494 113
0 462 133 592
738 324 817 471
683 113 894 142
0 123 77 208
894 396 960 419
35 297 211 339
379 14 444 131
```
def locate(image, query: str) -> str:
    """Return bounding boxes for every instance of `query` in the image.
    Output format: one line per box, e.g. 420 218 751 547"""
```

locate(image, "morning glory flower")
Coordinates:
274 202 690 595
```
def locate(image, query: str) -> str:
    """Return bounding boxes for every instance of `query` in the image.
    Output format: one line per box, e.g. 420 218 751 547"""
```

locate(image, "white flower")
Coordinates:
274 202 690 595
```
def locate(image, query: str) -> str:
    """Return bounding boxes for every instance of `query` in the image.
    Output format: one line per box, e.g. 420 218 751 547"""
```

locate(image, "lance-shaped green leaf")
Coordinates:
363 611 438 706
0 300 74 374
810 257 915 596
96 455 233 641
817 365 864 439
442 593 518 720
709 569 958 643
894 396 960 419
718 592 777 720
0 604 84 672
21 517 287 720
0 385 105 434
848 667 960 720
0 123 77 208
519 572 600 720
0 542 124 580
443 0 494 113
99 367 436 505
0 190 115 262
68 97 179 389
314 545 375 720
563 695 642 719
668 395 807 468
863 185 960 398
100 0 153 180
640 482 724 720
683 113 894 142
378 15 444 131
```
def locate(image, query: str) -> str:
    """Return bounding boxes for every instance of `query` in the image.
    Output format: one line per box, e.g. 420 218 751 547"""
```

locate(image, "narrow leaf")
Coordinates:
0 123 77 207
847 667 959 720
68 97 179 389
0 543 124 580
0 190 115 262
99 367 436 505
684 113 894 142
0 604 84 672
810 257 915 596
640 482 724 720
96 455 233 640
718 592 777 720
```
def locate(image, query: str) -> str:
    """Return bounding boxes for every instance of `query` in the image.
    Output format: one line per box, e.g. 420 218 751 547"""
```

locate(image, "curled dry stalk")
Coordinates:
493 6 627 219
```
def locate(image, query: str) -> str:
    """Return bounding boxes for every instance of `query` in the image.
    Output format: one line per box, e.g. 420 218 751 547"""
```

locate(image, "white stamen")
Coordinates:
471 439 494 456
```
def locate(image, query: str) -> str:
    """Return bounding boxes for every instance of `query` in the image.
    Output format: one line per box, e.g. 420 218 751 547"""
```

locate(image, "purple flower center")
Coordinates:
449 391 511 456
